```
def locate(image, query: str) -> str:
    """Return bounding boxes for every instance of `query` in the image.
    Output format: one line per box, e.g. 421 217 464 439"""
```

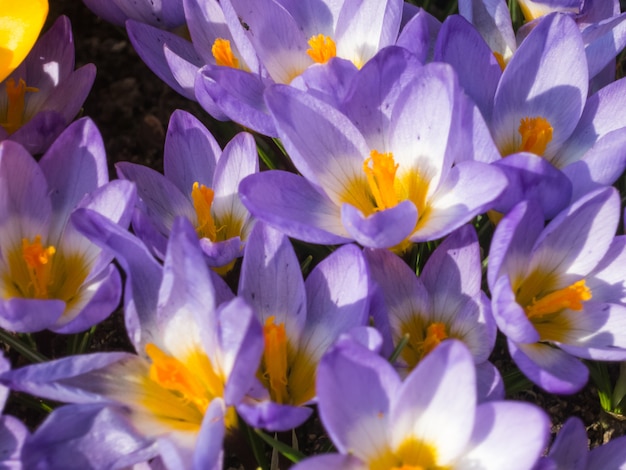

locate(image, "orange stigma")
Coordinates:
2 78 38 134
261 315 289 404
21 235 55 299
191 182 217 241
525 280 592 319
306 34 336 64
363 150 399 211
518 116 553 156
212 38 239 68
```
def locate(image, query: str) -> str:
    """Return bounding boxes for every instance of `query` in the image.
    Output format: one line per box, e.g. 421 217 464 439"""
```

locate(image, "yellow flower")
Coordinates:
0 0 48 82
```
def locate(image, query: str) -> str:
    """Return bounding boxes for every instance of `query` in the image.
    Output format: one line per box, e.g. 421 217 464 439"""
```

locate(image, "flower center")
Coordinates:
261 315 289 404
401 320 449 370
306 34 336 64
525 279 592 319
518 116 553 156
370 436 444 470
191 182 218 241
2 78 38 134
363 150 399 212
212 38 240 68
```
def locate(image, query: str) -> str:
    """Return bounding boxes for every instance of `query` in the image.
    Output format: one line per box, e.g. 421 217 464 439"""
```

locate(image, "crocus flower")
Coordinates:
0 15 96 154
0 0 48 82
294 338 549 470
438 12 626 216
0 352 29 468
365 224 502 400
236 222 370 431
534 416 626 469
117 109 256 273
3 216 263 469
0 117 135 333
240 56 506 249
488 187 626 394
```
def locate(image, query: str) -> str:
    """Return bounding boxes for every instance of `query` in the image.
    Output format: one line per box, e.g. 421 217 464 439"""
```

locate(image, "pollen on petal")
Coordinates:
306 34 336 64
212 38 240 69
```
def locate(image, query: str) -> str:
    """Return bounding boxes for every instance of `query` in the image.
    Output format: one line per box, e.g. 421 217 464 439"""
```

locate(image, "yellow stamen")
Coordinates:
370 436 441 470
145 343 210 415
400 320 449 370
2 78 38 134
261 315 289 404
518 116 553 156
525 280 592 319
191 182 217 241
21 235 55 299
306 34 336 64
363 150 399 211
212 38 239 68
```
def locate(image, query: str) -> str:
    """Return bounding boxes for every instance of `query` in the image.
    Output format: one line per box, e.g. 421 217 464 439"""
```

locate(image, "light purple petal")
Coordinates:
475 361 504 402
293 454 364 470
390 340 476 464
197 66 277 136
237 399 313 432
0 415 28 467
583 12 626 79
0 298 65 333
316 337 400 460
544 417 588 470
126 20 203 100
239 222 306 342
410 161 506 242
164 109 222 194
40 64 96 124
341 200 417 249
509 340 589 394
457 401 549 469
193 398 225 470
239 171 351 245
491 152 572 219
22 404 155 469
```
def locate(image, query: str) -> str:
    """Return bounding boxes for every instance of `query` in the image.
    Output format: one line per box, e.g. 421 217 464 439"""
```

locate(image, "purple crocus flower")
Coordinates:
236 222 370 431
3 216 263 469
365 224 502 401
294 338 549 469
0 117 135 334
240 56 506 249
488 187 626 394
438 12 626 216
117 109 256 273
534 416 626 469
0 16 96 155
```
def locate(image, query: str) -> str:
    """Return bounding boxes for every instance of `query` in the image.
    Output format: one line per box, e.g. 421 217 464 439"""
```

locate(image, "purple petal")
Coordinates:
126 20 203 100
410 161 506 242
491 275 540 344
491 152 572 219
341 200 417 248
588 433 626 469
237 400 313 432
22 404 155 469
164 109 222 193
0 415 28 467
40 64 96 124
239 222 306 342
583 12 626 79
509 340 589 394
293 454 364 470
316 337 400 459
458 400 549 469
239 171 351 245
544 417 588 469
197 66 277 136
0 298 65 333
475 361 504 402
193 399 225 470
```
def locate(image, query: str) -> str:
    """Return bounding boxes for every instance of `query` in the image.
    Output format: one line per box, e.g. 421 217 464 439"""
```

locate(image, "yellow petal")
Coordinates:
0 0 49 83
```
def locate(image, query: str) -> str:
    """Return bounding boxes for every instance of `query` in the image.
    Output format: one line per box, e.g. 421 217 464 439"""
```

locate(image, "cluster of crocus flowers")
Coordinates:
3 0 626 467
